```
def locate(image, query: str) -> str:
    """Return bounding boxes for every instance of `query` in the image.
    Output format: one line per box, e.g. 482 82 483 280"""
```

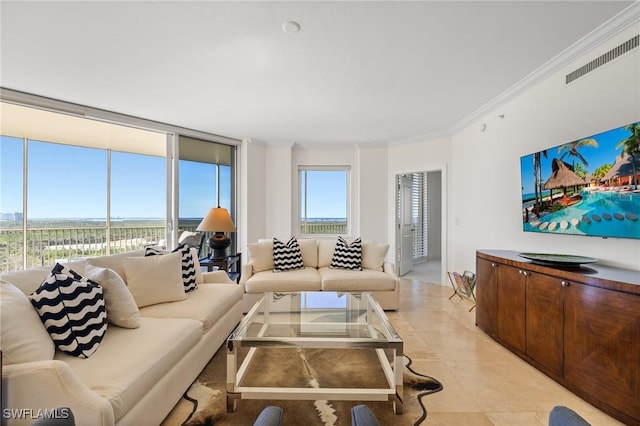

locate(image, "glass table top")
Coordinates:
228 291 402 348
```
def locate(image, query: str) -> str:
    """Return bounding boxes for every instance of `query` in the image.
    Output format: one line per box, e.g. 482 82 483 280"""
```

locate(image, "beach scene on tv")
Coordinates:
521 121 640 240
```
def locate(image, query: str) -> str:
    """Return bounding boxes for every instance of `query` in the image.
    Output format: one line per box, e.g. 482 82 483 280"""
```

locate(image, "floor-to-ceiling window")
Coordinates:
0 136 24 271
110 150 166 252
178 136 235 257
0 102 168 271
27 140 109 267
0 99 238 272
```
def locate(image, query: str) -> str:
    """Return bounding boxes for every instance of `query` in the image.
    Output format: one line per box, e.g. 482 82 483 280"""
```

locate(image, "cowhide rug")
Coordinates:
162 346 442 426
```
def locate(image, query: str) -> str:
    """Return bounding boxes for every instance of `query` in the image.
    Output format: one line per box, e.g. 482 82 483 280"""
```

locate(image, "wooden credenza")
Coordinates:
476 250 640 426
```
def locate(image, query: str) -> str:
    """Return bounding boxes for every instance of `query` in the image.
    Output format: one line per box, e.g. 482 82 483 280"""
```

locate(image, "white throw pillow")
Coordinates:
1 280 55 365
248 240 275 273
361 241 389 272
124 251 187 308
145 245 198 292
84 264 141 329
0 267 55 296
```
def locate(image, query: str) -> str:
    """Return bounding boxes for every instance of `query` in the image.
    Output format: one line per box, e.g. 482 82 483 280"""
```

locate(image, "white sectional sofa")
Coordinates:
1 249 243 426
240 238 399 312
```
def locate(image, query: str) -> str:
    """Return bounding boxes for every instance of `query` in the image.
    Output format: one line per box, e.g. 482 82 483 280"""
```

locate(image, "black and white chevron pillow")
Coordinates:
30 263 107 358
330 237 363 270
273 237 305 272
145 244 197 292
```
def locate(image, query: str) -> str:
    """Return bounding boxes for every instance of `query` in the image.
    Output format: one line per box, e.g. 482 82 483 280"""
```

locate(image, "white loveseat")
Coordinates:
1 249 243 426
240 238 399 312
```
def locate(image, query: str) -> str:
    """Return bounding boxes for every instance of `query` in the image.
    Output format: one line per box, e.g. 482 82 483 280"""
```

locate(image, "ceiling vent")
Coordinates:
565 34 638 84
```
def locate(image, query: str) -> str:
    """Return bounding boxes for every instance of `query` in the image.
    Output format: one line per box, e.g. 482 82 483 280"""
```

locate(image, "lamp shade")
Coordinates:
196 207 236 232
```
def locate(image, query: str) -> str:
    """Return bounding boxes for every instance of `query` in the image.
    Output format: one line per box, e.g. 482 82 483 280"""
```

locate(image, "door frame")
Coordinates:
398 174 414 276
394 164 448 285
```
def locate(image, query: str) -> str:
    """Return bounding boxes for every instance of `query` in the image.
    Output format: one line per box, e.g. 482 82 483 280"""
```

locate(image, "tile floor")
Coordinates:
391 275 624 425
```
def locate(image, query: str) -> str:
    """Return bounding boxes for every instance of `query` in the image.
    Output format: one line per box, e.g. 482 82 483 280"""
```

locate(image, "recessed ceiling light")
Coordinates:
282 21 301 34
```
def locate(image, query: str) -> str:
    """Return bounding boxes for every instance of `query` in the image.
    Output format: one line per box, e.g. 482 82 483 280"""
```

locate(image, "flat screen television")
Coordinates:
520 121 640 240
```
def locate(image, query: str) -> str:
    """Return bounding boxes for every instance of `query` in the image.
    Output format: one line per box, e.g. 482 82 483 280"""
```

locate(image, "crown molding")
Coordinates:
387 129 451 147
449 2 640 135
385 2 639 147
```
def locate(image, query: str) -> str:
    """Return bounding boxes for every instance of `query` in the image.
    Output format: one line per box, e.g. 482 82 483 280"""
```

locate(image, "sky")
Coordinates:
520 122 637 195
0 136 232 219
301 170 348 219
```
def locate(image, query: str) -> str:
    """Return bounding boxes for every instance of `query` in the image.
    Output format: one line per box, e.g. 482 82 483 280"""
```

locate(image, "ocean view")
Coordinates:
0 216 348 272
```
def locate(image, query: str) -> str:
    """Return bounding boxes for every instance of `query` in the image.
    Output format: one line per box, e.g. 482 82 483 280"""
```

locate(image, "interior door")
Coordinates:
399 174 413 275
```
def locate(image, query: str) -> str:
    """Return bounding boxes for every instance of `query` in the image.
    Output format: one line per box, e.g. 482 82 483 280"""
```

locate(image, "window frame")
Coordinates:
297 165 351 238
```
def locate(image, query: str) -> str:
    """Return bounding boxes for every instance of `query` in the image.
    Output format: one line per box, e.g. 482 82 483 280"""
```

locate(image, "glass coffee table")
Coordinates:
226 291 404 413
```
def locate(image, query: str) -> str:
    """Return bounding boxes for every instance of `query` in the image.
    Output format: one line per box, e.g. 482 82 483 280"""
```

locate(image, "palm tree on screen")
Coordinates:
533 150 547 211
616 122 640 189
558 138 598 168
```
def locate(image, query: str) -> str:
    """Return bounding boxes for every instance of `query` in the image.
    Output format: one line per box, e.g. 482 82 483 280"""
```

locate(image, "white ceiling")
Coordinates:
0 1 634 145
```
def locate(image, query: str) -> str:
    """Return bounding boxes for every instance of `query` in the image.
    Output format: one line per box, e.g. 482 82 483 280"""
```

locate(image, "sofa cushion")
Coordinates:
138 283 243 333
1 280 55 365
298 239 318 268
30 263 108 358
361 241 389 272
245 267 322 293
56 317 201 422
248 240 275 273
145 244 198 292
319 267 396 292
0 266 52 295
123 252 187 308
273 237 305 272
86 249 145 283
330 237 362 271
84 265 141 329
0 261 87 296
318 239 338 268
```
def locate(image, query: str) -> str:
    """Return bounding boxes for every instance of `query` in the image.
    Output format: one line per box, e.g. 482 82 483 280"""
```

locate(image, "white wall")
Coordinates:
427 170 442 260
240 142 392 258
265 144 293 239
239 138 267 249
357 145 388 242
241 24 639 274
449 24 640 272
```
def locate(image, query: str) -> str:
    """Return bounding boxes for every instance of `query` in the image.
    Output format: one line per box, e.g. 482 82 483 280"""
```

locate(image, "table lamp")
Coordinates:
196 207 236 259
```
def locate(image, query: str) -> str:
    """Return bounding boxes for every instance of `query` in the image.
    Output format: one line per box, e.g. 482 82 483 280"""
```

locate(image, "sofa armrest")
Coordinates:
2 360 114 426
239 263 253 286
383 262 398 279
201 270 235 284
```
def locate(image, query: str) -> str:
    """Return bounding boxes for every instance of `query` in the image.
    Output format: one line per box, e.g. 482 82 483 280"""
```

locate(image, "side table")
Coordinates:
199 253 242 283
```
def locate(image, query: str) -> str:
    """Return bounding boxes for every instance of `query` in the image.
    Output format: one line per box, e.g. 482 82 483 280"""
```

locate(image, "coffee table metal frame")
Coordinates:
226 291 404 414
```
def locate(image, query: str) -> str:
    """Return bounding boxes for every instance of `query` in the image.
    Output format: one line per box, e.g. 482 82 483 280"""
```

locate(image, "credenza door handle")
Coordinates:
561 281 569 287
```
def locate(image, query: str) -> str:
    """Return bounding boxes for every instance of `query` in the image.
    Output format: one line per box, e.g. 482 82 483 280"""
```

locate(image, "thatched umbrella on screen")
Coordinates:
544 158 586 202
601 152 640 187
